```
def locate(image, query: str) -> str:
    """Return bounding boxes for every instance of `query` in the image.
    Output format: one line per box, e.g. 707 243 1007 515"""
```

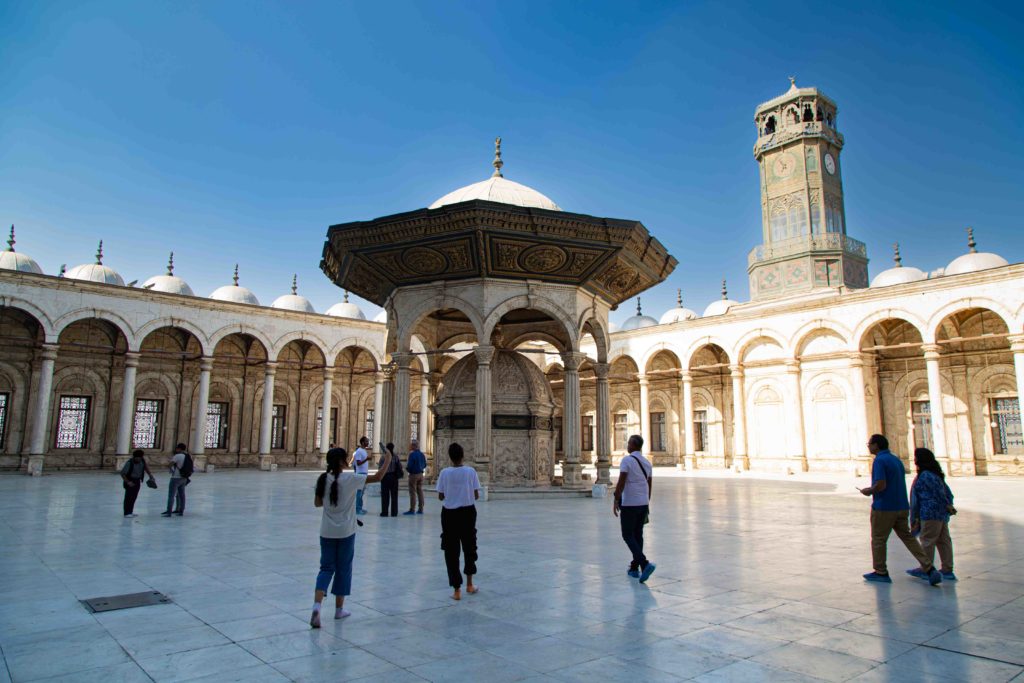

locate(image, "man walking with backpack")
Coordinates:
162 442 193 517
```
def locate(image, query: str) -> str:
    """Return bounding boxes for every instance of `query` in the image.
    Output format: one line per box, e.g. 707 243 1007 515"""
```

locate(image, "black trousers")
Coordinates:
620 504 649 571
380 475 399 516
123 480 141 515
441 505 478 588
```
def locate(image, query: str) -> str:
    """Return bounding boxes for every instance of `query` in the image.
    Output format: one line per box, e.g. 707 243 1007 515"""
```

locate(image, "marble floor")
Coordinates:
1 468 1023 683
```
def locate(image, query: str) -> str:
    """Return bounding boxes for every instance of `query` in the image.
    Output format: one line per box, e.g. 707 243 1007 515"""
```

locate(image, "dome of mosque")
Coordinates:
272 275 315 313
659 289 699 324
66 241 124 286
142 252 194 296
326 292 366 320
870 243 926 288
373 310 387 323
210 265 260 305
703 279 738 317
945 228 1008 276
428 138 561 211
0 226 43 274
621 298 659 331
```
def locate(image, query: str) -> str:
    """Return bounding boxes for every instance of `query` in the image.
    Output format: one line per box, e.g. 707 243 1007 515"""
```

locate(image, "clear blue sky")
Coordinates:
2 1 1022 326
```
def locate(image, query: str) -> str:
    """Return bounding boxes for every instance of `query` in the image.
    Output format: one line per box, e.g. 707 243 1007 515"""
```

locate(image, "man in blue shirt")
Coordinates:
859 434 941 585
403 439 428 515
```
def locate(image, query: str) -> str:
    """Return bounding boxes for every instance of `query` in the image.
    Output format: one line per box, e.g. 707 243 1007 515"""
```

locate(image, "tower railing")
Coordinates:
753 122 844 156
748 233 866 266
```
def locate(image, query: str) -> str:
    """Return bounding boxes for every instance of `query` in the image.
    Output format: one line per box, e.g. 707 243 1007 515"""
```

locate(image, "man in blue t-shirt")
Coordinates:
403 439 427 515
859 434 940 585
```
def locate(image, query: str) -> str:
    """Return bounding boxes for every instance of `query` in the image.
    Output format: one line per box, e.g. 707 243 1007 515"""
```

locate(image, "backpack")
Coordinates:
179 452 195 479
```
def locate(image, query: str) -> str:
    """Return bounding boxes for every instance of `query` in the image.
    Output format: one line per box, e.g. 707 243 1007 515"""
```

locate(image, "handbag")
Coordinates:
146 478 158 489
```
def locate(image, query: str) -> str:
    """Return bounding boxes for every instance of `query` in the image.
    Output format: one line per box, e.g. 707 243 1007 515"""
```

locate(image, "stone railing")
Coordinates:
753 122 844 156
748 233 866 266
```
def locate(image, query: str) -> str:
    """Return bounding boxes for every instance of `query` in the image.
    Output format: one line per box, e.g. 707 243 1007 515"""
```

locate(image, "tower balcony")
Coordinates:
754 122 844 157
748 233 867 267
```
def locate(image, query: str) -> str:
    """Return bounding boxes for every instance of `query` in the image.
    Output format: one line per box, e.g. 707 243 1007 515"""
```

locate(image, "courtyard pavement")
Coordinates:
1 467 1023 682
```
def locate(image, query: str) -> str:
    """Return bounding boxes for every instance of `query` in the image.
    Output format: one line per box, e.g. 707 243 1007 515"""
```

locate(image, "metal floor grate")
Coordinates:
81 591 171 613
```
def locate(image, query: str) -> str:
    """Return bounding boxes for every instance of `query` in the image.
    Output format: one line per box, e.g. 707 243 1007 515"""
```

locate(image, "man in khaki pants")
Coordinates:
859 434 941 585
403 439 427 515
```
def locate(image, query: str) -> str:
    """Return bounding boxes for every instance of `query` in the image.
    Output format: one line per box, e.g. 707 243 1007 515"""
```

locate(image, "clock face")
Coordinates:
772 153 797 179
824 153 836 175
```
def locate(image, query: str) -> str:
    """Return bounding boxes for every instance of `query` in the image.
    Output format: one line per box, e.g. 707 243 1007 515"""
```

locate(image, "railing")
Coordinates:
748 233 866 266
753 122 844 156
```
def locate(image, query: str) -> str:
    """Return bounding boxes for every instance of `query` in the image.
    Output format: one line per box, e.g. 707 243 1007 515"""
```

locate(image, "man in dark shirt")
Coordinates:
859 434 940 585
404 439 427 515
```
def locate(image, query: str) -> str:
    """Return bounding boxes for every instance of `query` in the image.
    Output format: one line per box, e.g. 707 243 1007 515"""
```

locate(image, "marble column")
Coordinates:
26 343 59 475
1011 336 1024 444
320 366 333 455
638 374 651 455
594 362 612 485
115 352 141 465
922 343 948 460
391 353 412 454
191 357 214 461
681 371 695 469
258 362 277 470
561 351 586 488
372 371 385 451
381 365 395 449
848 352 870 469
473 345 495 487
419 377 430 448
729 364 747 469
784 359 807 472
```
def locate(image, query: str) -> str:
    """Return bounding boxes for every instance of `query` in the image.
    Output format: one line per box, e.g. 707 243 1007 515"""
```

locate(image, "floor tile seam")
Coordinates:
918 641 1024 669
834 623 952 646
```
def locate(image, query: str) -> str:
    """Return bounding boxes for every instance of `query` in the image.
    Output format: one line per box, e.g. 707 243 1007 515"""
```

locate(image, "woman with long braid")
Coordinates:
310 446 392 628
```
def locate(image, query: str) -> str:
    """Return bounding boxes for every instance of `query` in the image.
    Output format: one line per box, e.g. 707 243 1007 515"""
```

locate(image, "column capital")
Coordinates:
637 374 649 387
847 351 868 367
784 358 800 373
391 352 414 368
921 343 942 359
375 370 387 384
323 366 335 381
729 364 744 378
474 345 496 366
124 351 141 368
264 361 278 376
681 371 693 384
560 351 587 372
199 356 214 372
1009 334 1024 353
40 343 59 361
593 362 610 380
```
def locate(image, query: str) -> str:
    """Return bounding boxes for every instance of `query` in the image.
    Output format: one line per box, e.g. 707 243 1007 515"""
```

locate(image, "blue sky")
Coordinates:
2 1 1022 326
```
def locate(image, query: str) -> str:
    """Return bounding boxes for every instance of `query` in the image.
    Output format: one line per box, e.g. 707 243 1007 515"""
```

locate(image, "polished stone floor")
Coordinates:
1 468 1023 682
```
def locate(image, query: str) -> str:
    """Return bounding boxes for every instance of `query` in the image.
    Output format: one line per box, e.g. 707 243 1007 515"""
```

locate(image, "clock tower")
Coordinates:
748 79 868 300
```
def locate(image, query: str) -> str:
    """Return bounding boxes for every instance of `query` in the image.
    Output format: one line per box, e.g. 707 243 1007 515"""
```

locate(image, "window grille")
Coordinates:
271 405 286 449
132 399 164 449
205 402 229 449
55 395 90 449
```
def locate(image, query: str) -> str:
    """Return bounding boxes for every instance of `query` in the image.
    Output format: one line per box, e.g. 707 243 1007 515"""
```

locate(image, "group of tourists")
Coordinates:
118 442 194 517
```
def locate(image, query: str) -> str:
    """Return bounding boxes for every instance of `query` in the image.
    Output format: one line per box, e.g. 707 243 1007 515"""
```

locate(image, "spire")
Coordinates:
788 76 798 92
721 279 728 300
95 240 104 265
893 243 902 267
59 264 66 277
291 274 298 295
166 252 175 276
491 136 504 178
232 264 239 286
344 290 350 303
7 225 14 252
967 226 977 253
676 288 683 307
636 297 642 315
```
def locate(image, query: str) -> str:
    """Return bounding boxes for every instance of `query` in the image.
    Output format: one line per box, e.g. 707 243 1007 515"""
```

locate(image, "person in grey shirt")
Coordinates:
162 443 190 517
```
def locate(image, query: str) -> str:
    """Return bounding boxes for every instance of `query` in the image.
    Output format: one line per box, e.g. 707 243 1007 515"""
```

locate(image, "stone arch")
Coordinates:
209 324 274 359
640 344 684 375
791 319 851 357
272 331 331 362
805 374 852 459
396 294 486 352
276 339 327 367
928 298 1016 341
0 361 31 460
683 335 734 368
796 327 848 359
747 378 785 461
0 297 56 340
579 316 609 363
328 339 383 370
192 378 242 452
135 318 211 356
482 294 578 351
853 309 929 350
54 309 134 350
50 364 110 462
734 328 789 363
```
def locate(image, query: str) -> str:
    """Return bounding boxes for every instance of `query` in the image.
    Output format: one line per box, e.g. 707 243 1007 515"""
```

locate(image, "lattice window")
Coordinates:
315 407 338 449
694 410 708 452
410 411 420 444
581 415 594 452
0 392 8 449
55 395 90 449
132 399 164 449
911 400 932 450
991 398 1023 454
204 402 229 449
364 409 374 444
613 413 628 452
271 405 286 449
650 412 666 452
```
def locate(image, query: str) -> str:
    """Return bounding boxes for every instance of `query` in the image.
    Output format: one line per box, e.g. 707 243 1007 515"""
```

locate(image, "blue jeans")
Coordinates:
356 488 365 513
316 534 355 596
166 477 187 513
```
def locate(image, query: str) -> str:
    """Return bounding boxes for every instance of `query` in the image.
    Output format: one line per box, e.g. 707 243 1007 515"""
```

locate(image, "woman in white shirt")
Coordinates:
310 447 392 628
436 442 481 601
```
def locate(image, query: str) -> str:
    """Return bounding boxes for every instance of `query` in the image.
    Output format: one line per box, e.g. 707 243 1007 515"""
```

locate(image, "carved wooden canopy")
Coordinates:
320 200 677 307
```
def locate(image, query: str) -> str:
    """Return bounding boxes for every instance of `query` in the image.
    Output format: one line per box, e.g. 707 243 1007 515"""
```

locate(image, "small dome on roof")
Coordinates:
703 279 738 317
143 252 194 296
272 275 315 313
945 228 1009 276
871 244 926 288
660 289 699 324
373 310 387 323
327 291 366 320
621 298 659 331
66 240 124 286
0 225 43 274
210 265 260 305
428 137 561 211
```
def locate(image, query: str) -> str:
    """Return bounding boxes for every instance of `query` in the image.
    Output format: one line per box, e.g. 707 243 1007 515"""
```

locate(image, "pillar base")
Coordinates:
561 463 585 489
595 463 611 486
591 484 608 498
259 455 274 471
193 455 207 472
474 463 490 488
114 455 131 471
26 455 44 476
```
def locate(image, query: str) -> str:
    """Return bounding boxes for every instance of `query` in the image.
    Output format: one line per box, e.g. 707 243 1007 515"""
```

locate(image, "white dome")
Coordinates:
66 241 124 286
428 138 561 211
272 294 315 313
660 290 698 324
210 265 259 305
870 266 927 288
373 310 387 323
327 293 366 320
703 280 738 317
946 252 1008 276
620 298 658 331
143 275 195 296
0 226 42 273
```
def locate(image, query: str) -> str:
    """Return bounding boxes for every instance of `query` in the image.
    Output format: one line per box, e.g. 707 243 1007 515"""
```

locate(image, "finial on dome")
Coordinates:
7 225 14 252
893 243 902 267
166 252 175 276
95 240 104 265
344 290 350 303
232 264 239 286
677 288 683 307
492 136 504 178
721 279 728 299
59 264 66 277
291 274 298 295
636 297 642 315
788 76 797 91
967 226 977 253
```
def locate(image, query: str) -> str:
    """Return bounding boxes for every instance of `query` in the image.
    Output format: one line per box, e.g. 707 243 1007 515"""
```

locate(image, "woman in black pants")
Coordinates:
120 449 154 517
379 442 402 517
